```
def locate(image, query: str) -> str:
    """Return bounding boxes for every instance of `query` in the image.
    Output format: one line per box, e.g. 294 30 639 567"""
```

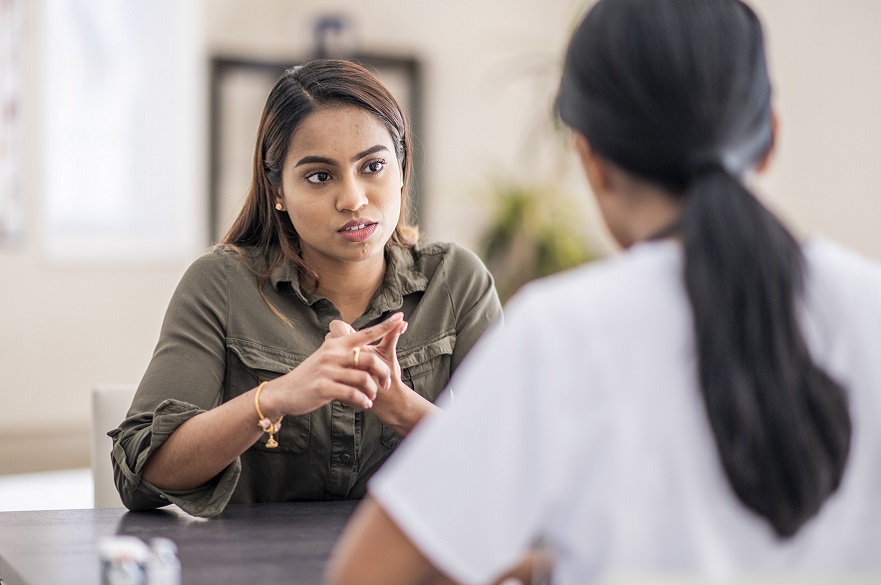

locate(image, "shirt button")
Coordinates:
340 453 352 464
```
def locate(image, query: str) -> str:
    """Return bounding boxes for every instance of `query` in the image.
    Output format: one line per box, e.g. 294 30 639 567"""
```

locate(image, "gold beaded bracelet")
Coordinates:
255 381 284 448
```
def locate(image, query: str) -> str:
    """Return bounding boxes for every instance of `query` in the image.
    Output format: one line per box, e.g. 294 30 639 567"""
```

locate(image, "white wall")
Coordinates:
1 0 880 473
752 0 881 255
0 1 203 472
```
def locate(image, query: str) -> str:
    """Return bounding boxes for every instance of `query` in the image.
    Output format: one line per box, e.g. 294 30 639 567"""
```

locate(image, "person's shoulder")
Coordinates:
520 240 680 303
507 239 683 329
412 240 484 264
410 240 492 279
184 245 231 273
804 236 881 311
179 244 256 283
805 236 881 283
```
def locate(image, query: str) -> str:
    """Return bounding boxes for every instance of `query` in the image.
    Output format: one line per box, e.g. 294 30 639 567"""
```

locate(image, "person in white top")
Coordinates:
325 0 881 584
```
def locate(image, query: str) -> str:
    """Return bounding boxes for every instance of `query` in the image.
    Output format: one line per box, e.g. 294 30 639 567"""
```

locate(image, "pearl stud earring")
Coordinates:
275 202 284 211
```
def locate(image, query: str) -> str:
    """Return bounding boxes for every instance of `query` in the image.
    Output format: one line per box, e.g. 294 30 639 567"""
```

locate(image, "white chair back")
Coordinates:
91 384 137 508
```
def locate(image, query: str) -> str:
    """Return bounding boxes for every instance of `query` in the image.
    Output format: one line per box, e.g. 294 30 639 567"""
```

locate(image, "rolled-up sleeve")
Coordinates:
109 399 242 517
108 249 238 517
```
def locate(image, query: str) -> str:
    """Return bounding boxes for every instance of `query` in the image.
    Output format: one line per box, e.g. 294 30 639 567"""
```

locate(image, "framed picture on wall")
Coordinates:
208 54 424 243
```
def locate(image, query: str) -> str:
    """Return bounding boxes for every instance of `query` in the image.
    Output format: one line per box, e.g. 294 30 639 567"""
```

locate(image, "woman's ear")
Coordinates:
756 108 778 175
573 133 613 197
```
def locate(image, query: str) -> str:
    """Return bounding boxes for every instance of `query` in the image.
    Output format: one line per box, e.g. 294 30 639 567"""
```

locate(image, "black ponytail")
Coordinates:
682 169 851 537
557 0 852 537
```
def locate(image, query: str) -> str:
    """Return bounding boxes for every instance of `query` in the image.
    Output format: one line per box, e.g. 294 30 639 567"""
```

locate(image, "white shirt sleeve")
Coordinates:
369 290 591 585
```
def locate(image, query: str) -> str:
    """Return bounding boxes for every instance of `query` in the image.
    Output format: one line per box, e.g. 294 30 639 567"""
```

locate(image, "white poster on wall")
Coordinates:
0 0 24 248
41 0 203 263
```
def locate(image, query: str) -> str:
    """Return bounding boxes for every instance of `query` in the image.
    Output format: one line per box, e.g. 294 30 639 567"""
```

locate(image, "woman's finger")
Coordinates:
343 350 392 390
322 382 375 410
345 313 405 348
332 368 381 401
328 320 356 339
374 320 407 356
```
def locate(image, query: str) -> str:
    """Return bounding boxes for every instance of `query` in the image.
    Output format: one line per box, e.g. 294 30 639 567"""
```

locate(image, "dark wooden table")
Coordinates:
0 500 359 585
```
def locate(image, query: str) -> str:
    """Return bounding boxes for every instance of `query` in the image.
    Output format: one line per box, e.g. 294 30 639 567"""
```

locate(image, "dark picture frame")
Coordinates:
208 54 424 243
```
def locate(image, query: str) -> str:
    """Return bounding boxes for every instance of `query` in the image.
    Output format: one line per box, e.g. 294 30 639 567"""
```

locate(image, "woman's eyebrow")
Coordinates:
352 145 390 161
294 145 390 168
295 155 336 167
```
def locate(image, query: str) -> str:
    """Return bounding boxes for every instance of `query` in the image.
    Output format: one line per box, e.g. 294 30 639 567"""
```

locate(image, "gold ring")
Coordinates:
353 346 360 368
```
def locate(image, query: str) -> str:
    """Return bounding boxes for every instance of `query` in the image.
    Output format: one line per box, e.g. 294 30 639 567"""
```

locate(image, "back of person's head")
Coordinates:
557 0 851 538
225 59 417 256
558 0 772 188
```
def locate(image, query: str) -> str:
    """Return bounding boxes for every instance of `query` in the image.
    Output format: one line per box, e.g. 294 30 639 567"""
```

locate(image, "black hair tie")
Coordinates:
688 158 730 180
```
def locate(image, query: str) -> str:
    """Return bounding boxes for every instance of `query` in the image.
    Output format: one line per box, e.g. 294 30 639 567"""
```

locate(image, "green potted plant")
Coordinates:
478 182 597 304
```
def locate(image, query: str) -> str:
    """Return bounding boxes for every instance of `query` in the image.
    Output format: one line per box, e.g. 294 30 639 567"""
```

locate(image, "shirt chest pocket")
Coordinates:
382 332 456 448
225 338 311 454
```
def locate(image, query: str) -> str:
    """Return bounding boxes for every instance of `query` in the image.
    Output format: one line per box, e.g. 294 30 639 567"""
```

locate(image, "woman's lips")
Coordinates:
338 220 378 243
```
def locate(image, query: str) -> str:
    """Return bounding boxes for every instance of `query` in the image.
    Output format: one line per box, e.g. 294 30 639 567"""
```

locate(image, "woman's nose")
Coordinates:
336 179 369 212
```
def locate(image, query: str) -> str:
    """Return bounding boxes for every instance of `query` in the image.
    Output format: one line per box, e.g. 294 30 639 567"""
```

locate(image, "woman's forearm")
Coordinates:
142 386 265 491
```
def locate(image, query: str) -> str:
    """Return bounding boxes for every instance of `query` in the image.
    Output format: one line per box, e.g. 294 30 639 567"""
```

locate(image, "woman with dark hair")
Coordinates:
326 1 881 583
109 60 502 517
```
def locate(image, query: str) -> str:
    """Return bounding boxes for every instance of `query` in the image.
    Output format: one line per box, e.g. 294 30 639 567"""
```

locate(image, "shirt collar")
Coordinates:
268 245 430 313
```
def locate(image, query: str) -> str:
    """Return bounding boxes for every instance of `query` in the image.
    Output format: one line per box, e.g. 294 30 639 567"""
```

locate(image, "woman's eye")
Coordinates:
306 171 331 184
365 160 385 174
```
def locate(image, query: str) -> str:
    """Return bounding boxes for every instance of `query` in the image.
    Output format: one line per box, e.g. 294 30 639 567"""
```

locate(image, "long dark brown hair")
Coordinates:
222 59 418 299
557 0 851 538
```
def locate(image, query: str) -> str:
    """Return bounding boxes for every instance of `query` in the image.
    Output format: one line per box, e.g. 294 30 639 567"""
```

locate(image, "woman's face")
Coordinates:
278 104 403 275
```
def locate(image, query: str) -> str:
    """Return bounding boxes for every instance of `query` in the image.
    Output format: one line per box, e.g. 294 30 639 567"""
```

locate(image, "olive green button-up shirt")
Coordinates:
109 241 502 517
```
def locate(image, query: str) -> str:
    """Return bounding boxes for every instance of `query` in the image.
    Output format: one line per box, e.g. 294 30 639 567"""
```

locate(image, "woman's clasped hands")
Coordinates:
325 312 430 436
258 313 411 420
